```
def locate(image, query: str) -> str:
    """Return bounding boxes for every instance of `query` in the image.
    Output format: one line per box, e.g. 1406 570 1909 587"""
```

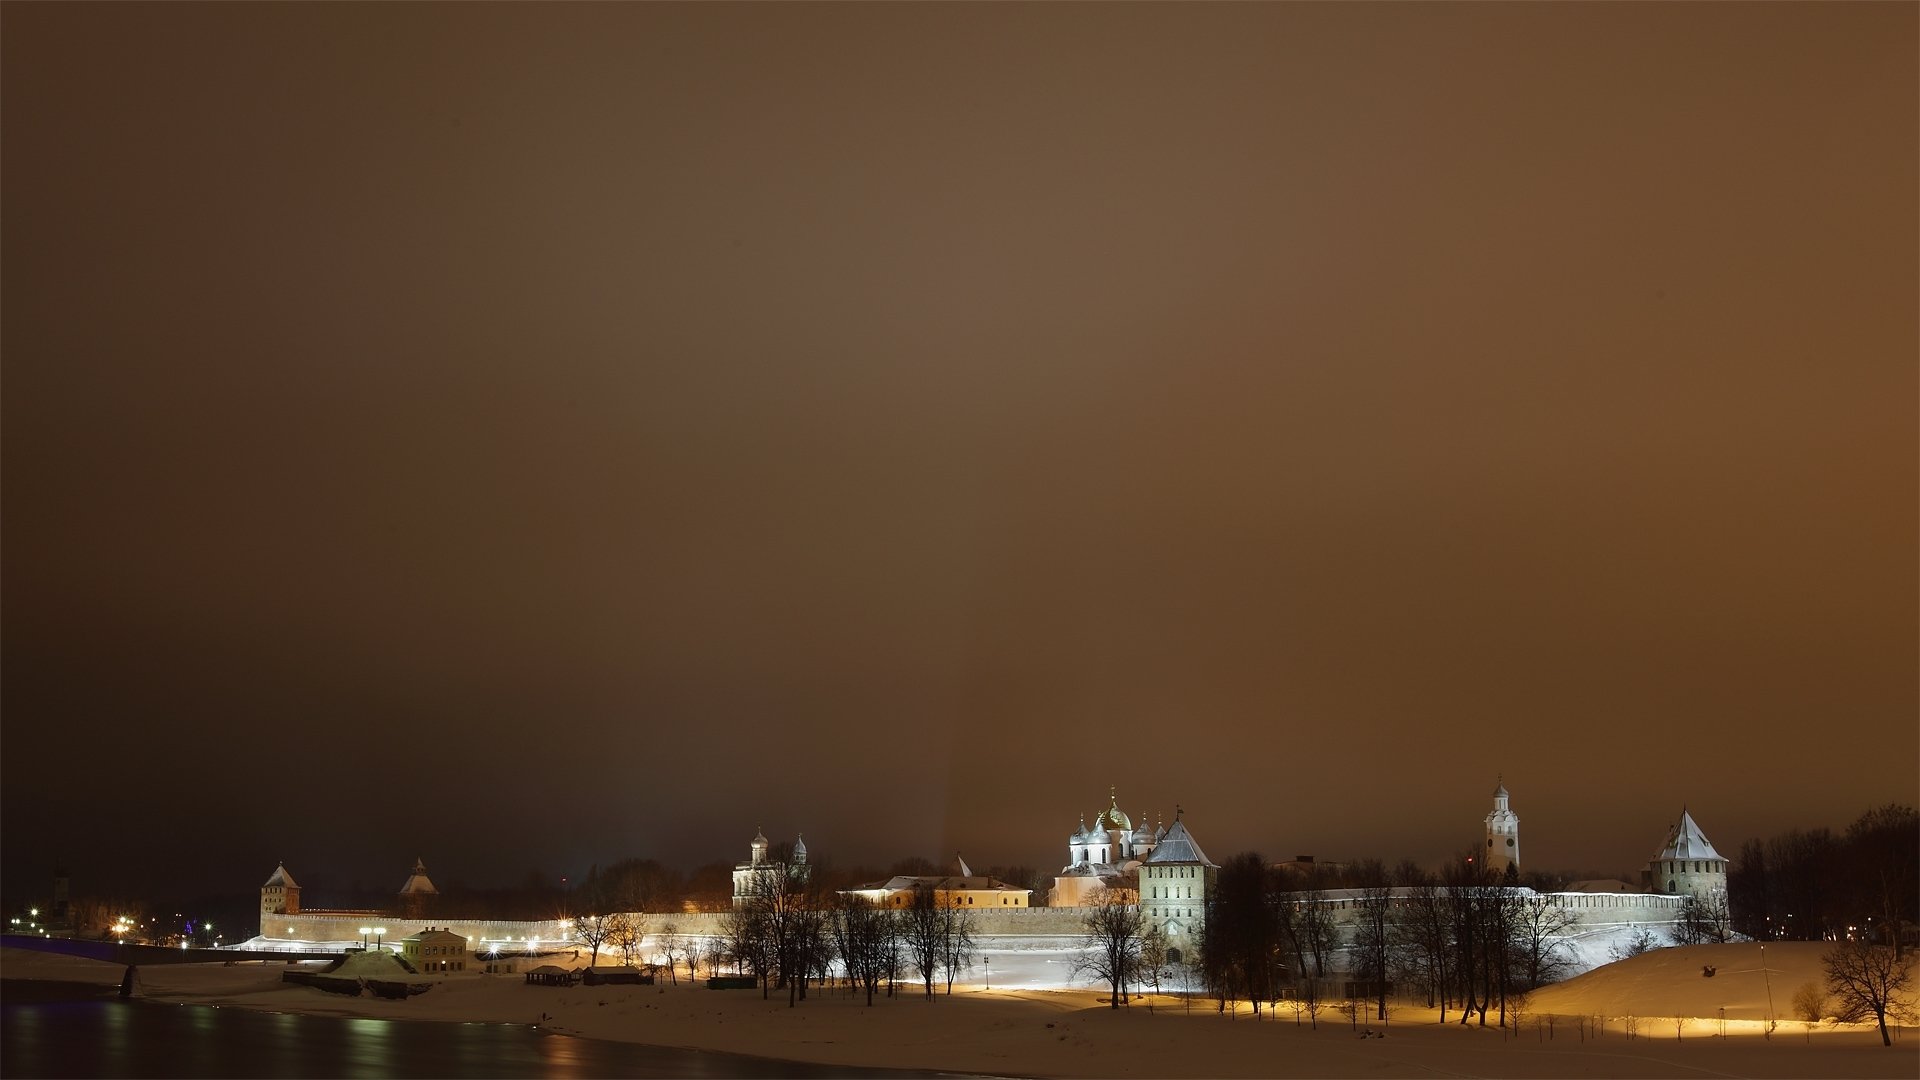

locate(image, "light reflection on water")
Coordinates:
2 988 990 1079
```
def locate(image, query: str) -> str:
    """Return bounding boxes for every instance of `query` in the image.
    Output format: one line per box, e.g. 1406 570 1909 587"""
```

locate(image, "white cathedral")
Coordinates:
1052 790 1168 907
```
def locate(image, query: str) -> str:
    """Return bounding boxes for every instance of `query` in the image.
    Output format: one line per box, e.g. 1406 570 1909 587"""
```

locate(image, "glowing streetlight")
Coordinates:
358 926 372 951
375 927 388 952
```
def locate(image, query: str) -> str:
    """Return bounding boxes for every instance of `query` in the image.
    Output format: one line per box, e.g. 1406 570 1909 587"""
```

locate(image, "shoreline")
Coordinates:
5 945 1915 1079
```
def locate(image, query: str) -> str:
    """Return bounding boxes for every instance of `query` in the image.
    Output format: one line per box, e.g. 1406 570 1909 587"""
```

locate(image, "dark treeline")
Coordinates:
1728 804 1918 953
1197 852 1578 1028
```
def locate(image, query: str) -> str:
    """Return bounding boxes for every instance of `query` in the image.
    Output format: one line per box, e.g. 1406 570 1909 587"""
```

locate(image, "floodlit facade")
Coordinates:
1484 779 1520 876
1138 815 1218 957
1645 808 1729 899
845 857 1032 908
1052 790 1162 907
732 827 809 907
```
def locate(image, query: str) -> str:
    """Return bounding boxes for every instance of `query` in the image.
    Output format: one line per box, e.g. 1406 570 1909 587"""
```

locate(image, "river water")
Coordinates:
2 981 980 1078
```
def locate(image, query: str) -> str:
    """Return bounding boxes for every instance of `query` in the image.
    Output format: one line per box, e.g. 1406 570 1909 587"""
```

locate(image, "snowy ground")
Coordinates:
6 942 1915 1078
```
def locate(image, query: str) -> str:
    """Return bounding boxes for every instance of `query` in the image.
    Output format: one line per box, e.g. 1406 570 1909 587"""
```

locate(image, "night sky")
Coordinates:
4 4 1914 905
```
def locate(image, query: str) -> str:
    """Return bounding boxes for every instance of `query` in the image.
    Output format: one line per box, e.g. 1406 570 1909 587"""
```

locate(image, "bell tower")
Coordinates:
1484 779 1520 876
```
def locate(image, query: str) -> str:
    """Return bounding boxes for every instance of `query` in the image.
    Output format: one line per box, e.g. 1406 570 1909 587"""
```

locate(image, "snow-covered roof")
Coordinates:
399 857 438 895
847 874 1030 894
402 927 467 944
263 863 299 889
1142 819 1216 867
1650 809 1724 863
1056 862 1126 879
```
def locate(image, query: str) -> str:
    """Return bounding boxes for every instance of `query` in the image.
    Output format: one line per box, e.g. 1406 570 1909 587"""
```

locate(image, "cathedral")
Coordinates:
1051 790 1165 907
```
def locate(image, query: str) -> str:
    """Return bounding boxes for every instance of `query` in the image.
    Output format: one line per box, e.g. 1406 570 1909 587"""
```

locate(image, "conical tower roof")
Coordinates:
1651 809 1723 862
1142 818 1217 867
399 857 438 895
263 863 299 889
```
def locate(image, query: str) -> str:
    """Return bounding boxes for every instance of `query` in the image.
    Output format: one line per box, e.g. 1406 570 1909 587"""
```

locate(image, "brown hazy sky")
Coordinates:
4 3 1915 901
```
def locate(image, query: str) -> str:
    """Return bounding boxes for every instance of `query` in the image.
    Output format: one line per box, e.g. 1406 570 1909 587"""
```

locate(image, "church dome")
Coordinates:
1101 802 1132 833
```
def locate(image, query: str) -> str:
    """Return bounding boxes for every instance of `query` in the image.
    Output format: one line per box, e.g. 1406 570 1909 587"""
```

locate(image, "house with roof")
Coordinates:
844 855 1032 909
400 927 470 973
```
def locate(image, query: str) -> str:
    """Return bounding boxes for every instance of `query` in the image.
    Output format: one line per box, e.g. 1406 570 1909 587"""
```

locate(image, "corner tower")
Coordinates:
1484 780 1520 876
1648 808 1727 899
262 863 301 919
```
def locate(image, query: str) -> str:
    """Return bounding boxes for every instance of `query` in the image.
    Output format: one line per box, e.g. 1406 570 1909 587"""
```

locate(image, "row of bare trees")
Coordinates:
1194 853 1580 1028
718 848 978 1007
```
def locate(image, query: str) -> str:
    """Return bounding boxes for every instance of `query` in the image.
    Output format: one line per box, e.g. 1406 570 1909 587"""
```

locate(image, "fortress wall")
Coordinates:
265 905 1097 947
265 892 1677 949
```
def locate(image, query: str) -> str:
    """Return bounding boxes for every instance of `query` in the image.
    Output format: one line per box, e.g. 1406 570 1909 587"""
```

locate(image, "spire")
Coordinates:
956 852 973 878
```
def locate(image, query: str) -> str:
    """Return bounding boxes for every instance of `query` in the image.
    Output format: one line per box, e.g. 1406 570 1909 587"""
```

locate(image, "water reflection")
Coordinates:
2 990 984 1079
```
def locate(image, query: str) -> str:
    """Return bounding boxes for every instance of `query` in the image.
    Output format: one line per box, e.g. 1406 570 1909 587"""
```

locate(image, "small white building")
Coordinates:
1138 813 1218 961
1645 808 1728 899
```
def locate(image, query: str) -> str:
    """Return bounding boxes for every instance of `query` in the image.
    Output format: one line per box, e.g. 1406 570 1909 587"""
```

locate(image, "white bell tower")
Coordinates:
1484 778 1520 876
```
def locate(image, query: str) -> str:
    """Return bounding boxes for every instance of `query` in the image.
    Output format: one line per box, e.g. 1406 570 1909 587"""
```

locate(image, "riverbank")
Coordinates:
5 945 1914 1078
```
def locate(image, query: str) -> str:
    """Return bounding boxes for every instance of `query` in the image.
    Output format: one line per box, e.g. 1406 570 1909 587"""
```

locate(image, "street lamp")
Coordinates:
375 927 387 953
359 927 372 951
985 957 990 991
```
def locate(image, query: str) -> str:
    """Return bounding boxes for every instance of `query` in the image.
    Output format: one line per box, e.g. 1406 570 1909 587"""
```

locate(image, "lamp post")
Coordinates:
375 927 387 953
359 927 372 951
985 957 990 991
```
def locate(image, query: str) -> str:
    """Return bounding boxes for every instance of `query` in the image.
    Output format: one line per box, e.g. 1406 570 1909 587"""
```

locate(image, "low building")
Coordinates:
400 927 470 973
844 856 1032 908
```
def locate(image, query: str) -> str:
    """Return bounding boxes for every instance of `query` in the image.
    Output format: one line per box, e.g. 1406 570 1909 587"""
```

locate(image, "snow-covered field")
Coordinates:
5 943 1914 1077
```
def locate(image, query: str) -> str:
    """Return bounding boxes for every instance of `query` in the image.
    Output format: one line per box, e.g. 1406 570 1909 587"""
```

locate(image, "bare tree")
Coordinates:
721 902 774 995
1511 894 1578 989
657 922 682 983
1822 938 1917 1046
901 884 944 999
608 912 649 969
1202 852 1283 1015
1139 922 1169 1010
1073 892 1147 1009
573 912 617 969
1607 926 1663 962
1390 864 1452 1019
1348 859 1394 1023
1670 892 1732 946
829 892 898 1006
684 935 710 983
938 898 978 995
